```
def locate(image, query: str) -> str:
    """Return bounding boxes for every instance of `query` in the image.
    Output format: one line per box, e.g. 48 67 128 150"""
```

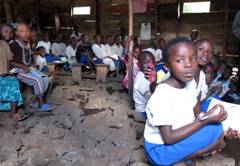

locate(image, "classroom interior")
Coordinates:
0 0 240 165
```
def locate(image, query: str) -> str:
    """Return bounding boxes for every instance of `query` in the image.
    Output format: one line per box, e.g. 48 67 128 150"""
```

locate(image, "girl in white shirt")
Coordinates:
144 37 227 166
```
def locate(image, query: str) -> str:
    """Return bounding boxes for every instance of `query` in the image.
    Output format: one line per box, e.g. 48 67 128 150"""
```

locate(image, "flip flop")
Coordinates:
12 113 28 122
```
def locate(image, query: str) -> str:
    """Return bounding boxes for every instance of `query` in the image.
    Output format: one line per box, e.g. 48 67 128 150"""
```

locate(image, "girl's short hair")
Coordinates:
162 37 194 63
36 46 45 52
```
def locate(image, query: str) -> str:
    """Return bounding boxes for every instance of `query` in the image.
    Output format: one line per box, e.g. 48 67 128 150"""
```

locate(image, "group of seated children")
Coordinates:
0 22 56 121
132 36 240 165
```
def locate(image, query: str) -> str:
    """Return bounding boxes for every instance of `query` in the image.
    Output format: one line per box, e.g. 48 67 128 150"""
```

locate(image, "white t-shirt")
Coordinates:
103 44 118 60
52 42 66 56
66 45 77 65
92 43 105 59
37 41 51 54
111 44 124 57
185 70 208 102
36 55 47 71
133 71 151 113
144 83 196 144
66 45 76 59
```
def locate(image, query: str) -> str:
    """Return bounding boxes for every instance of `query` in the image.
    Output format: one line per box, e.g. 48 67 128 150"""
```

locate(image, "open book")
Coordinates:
207 98 240 131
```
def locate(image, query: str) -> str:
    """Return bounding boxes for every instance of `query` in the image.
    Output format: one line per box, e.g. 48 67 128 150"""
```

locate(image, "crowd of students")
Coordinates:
132 36 240 165
1 19 240 165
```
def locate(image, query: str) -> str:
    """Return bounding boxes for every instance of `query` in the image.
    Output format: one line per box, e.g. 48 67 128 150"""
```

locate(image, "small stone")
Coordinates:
66 95 75 101
108 161 122 166
196 154 235 166
49 127 65 140
130 161 150 166
130 149 147 162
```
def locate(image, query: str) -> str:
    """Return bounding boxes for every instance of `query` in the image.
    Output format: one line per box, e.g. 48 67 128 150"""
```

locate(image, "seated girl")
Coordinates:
0 40 27 121
144 37 227 166
133 51 157 119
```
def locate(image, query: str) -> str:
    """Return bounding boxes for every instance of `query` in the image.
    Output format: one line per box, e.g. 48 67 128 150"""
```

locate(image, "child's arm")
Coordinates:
193 92 202 117
11 61 30 73
159 104 227 144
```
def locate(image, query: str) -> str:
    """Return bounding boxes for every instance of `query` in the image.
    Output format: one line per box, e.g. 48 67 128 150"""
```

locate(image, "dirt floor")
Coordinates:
0 74 239 166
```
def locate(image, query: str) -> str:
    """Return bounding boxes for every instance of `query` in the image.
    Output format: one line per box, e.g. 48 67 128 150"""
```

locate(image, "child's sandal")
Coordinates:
12 113 28 122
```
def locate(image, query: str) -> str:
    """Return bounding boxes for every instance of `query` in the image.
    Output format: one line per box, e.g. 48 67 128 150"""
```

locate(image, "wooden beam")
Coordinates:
96 0 100 34
3 1 13 23
128 0 133 106
155 0 159 35
223 0 229 56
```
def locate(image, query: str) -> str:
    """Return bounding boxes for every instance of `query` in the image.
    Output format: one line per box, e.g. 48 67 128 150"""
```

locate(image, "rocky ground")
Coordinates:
0 75 239 166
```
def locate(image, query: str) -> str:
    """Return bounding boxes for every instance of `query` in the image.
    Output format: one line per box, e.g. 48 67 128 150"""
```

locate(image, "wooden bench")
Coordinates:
95 64 109 83
72 64 83 85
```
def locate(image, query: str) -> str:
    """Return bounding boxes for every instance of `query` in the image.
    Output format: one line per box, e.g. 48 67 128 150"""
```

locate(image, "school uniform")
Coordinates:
10 40 49 97
185 70 208 102
52 42 66 56
66 45 77 66
36 55 47 72
144 83 223 166
0 40 23 111
103 44 120 71
133 71 151 118
111 43 124 58
92 43 116 71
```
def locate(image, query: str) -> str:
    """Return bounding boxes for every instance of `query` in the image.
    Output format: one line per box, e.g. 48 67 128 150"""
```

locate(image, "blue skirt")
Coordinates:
0 76 23 111
144 124 223 166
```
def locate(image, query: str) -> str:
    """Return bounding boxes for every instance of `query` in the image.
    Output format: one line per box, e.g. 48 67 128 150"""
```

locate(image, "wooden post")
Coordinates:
54 13 60 34
176 0 180 37
128 0 134 104
95 0 100 34
3 1 13 23
13 0 21 20
155 0 159 35
223 0 229 57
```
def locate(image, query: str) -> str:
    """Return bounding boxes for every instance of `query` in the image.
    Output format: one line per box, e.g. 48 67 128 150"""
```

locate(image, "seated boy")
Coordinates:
36 46 48 73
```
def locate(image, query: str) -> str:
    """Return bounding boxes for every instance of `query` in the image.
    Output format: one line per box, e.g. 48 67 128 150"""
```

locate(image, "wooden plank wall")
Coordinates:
0 0 240 58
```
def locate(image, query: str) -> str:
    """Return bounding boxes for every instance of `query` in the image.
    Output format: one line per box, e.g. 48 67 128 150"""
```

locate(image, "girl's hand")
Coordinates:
23 66 30 73
205 104 227 123
144 68 156 84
